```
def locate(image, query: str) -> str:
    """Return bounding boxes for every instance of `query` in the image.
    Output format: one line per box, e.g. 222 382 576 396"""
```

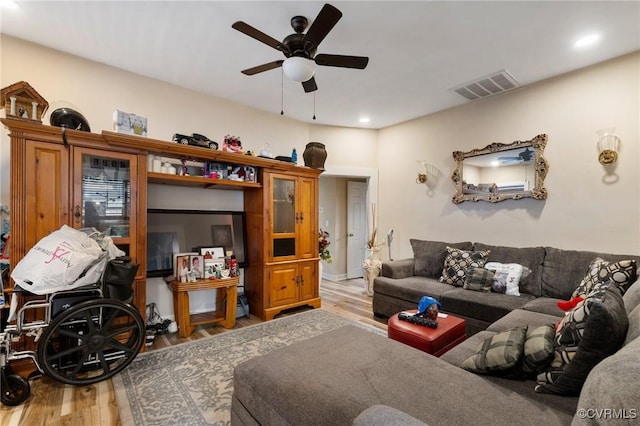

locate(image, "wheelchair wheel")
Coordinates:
37 299 144 386
1 369 31 406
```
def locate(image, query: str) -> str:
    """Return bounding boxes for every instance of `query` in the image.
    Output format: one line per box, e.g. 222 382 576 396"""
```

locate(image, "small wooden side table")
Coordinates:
169 277 238 337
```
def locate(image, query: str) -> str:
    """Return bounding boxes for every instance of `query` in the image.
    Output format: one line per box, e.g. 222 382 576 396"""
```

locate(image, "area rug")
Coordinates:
113 309 384 425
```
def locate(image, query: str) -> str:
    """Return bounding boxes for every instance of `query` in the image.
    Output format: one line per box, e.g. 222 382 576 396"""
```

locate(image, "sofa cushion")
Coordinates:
410 240 472 279
462 267 494 292
573 337 640 426
373 276 453 302
572 258 637 298
521 297 565 317
440 288 535 324
624 304 640 346
473 243 545 297
462 325 528 374
522 324 555 374
541 247 640 300
536 284 628 396
439 247 490 287
622 273 640 314
487 309 562 333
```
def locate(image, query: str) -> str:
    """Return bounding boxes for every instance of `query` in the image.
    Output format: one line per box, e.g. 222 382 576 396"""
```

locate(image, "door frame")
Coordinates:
320 165 378 280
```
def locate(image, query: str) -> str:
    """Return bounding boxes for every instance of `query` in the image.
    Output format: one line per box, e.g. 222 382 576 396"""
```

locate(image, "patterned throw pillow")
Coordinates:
572 258 637 298
462 326 528 374
439 247 490 287
522 324 555 374
485 262 529 296
536 283 628 396
463 267 495 292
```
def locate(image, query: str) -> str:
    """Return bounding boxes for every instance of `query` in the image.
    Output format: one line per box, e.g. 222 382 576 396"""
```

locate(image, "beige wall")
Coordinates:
2 36 639 313
378 52 640 259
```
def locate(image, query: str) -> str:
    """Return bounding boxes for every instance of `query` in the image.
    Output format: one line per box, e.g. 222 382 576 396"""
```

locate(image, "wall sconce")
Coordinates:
416 160 428 184
596 128 620 165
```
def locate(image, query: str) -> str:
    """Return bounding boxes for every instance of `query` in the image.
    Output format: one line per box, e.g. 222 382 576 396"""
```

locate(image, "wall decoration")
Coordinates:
451 134 548 203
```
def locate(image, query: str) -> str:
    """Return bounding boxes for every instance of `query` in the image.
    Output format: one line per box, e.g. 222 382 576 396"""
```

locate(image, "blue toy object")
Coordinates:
417 296 441 314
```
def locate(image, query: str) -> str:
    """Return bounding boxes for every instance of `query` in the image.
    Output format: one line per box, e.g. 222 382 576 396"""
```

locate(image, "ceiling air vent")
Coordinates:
451 70 519 101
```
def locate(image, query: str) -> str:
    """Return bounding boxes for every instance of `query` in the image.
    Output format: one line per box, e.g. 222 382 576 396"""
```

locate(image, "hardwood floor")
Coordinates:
1 278 387 426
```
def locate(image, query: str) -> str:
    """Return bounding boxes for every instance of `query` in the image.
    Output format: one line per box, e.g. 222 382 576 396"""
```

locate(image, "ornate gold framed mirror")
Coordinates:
451 134 548 203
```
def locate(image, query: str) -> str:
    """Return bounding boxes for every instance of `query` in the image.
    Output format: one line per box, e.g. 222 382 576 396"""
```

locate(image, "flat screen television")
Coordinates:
146 209 248 277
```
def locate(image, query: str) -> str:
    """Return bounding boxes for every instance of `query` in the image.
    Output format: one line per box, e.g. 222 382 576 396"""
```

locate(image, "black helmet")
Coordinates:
49 107 91 132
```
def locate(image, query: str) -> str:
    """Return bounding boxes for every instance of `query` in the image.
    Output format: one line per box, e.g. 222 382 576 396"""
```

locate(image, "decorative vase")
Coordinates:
318 260 323 286
303 142 327 170
362 247 382 297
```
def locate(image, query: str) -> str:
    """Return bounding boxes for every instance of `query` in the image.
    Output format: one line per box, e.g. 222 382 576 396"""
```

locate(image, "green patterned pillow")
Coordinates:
522 324 555 374
463 267 495 292
572 258 637 298
439 247 490 287
462 326 528 374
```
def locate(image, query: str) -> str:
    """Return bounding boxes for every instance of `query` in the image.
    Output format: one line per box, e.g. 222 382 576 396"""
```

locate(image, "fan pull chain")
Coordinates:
313 92 316 120
280 69 284 116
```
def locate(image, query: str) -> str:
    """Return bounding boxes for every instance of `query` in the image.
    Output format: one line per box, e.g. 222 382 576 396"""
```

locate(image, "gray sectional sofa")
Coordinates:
231 241 640 425
373 240 639 335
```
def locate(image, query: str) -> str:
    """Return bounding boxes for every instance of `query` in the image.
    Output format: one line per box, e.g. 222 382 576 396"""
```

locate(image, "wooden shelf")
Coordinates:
147 172 261 189
102 130 303 172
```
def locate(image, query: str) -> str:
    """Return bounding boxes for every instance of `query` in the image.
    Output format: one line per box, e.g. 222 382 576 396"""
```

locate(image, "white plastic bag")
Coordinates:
10 225 122 295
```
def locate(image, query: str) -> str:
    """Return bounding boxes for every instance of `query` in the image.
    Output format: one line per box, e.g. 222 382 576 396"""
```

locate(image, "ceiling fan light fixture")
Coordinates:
283 57 317 82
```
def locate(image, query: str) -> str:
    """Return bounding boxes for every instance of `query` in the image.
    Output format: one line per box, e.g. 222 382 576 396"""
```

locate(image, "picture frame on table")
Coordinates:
174 253 195 282
190 255 204 280
199 247 225 259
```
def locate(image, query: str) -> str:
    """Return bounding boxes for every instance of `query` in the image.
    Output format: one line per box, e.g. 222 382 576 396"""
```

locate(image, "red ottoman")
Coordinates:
387 309 466 356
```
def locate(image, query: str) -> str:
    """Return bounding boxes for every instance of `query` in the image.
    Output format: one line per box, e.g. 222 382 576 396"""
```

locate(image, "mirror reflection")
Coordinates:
451 134 548 203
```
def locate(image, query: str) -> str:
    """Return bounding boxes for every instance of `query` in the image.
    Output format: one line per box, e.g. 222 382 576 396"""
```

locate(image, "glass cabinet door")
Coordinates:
271 176 296 258
72 148 138 254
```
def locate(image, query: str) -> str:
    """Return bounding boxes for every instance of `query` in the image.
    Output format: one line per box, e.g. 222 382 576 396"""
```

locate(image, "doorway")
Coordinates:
318 166 377 282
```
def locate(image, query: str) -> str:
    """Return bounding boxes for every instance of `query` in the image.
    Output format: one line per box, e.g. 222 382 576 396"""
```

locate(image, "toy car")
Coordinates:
172 133 219 150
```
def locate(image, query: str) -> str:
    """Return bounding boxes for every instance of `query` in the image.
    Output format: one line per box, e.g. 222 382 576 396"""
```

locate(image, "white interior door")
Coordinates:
347 181 367 279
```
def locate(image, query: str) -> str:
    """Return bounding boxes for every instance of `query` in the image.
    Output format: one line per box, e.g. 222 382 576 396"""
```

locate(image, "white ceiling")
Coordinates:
2 1 639 129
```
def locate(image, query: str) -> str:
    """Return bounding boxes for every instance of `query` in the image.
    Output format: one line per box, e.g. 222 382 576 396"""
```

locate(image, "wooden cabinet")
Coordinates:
3 119 148 320
245 169 322 320
3 119 322 329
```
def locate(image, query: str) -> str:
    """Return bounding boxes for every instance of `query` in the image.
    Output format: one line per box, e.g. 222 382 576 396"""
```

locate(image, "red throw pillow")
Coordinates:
557 296 584 312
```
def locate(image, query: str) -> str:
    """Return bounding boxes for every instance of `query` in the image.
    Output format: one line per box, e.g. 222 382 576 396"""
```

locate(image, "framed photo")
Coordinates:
174 253 195 282
199 247 225 259
211 225 233 252
190 255 204 280
204 259 225 279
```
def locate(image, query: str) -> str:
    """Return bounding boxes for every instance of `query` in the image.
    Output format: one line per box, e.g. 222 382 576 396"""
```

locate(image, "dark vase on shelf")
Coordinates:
303 142 327 170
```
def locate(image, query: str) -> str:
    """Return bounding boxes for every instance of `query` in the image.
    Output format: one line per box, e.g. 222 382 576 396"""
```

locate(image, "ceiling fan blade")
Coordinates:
241 60 284 76
315 54 369 69
232 21 289 55
302 77 318 93
303 3 342 49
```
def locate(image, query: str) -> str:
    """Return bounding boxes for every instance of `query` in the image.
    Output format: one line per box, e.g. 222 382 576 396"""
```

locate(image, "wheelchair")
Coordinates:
1 257 145 406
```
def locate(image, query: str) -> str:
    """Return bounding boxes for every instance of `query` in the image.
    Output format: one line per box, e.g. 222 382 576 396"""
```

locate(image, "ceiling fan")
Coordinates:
232 3 369 93
498 148 534 165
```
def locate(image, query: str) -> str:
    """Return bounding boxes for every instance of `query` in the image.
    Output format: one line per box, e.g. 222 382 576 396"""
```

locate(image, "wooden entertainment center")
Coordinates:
2 118 322 325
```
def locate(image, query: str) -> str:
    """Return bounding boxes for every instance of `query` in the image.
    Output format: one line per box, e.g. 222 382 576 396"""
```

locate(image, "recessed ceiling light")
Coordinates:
574 34 600 48
359 117 370 123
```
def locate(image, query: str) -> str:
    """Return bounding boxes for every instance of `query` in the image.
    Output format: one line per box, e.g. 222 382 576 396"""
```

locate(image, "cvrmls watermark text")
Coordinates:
576 408 637 420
